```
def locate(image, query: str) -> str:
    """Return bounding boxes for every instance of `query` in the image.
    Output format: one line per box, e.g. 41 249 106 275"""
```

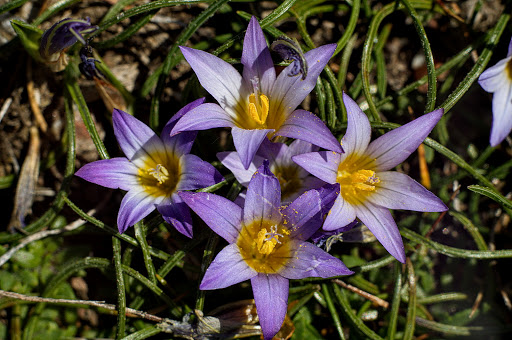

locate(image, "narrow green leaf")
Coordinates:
401 228 512 259
0 0 29 16
112 237 126 338
65 63 110 160
403 260 416 340
387 263 402 339
332 284 383 340
10 20 43 62
322 284 345 340
468 185 512 210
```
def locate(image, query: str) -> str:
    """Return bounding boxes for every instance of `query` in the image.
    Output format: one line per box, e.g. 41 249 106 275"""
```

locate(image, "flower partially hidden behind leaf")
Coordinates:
217 139 325 204
478 37 512 146
171 16 342 170
293 93 448 263
179 161 352 340
75 98 223 236
39 17 98 72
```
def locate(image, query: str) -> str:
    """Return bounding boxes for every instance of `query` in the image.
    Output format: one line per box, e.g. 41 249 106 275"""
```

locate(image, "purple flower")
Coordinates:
171 17 342 170
478 37 512 146
40 17 98 62
179 161 352 340
217 139 325 203
75 98 223 236
293 93 448 263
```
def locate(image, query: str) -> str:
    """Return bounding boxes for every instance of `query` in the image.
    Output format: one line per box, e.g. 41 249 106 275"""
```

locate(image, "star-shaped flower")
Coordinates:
217 139 325 203
478 37 512 146
75 98 223 236
293 93 448 263
171 17 342 170
179 161 352 340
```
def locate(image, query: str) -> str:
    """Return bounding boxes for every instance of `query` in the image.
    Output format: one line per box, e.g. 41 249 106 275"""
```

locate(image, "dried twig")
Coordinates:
0 97 12 123
0 290 163 322
26 59 48 133
332 279 389 309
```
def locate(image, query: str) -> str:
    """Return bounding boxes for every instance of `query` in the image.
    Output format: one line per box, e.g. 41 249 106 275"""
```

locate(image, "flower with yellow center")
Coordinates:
75 98 223 236
217 139 326 204
171 16 342 170
179 161 352 340
478 37 512 146
293 93 448 263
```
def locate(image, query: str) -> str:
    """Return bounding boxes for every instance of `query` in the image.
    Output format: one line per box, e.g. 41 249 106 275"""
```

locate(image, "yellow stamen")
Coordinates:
237 220 291 274
248 93 269 125
337 167 380 204
147 164 170 184
256 225 283 255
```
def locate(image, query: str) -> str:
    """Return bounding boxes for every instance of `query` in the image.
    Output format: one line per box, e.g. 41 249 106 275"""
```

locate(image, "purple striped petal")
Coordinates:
244 161 282 225
270 44 336 118
341 93 372 155
178 154 224 190
178 191 242 243
322 194 357 231
75 157 138 191
180 46 246 115
117 189 160 234
292 151 340 183
251 274 289 340
232 127 274 170
367 171 448 212
277 109 342 153
241 17 275 95
170 103 236 136
279 240 353 279
353 202 406 263
157 195 193 238
217 151 262 187
281 189 322 240
365 109 443 171
112 109 160 160
490 86 512 146
161 98 205 154
200 244 257 290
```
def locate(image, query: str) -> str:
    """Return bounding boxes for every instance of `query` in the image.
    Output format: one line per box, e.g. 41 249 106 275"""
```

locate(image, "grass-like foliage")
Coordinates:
1 0 512 339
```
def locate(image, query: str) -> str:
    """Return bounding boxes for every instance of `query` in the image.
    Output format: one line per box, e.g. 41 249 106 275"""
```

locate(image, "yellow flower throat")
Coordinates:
237 220 291 274
138 151 180 198
336 155 380 204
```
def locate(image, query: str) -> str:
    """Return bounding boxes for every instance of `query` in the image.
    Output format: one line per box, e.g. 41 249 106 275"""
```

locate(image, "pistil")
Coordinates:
147 164 170 184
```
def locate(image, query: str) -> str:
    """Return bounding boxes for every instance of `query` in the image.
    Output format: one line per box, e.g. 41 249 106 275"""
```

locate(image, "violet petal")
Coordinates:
178 191 242 243
200 244 257 290
251 274 289 340
277 109 342 153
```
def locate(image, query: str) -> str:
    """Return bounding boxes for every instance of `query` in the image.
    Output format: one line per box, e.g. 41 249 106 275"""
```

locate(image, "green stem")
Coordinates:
113 237 126 338
322 284 345 340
